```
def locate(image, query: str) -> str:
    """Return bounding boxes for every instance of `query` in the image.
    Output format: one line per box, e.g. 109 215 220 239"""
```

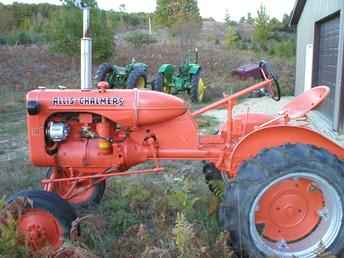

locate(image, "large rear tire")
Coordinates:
152 72 164 92
7 190 77 252
95 63 114 86
220 144 344 257
127 68 147 89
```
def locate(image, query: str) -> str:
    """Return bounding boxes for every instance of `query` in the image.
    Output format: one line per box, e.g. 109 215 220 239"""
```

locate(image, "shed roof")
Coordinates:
290 0 307 26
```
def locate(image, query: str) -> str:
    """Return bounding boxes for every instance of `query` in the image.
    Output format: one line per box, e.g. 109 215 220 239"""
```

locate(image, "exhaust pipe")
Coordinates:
81 7 92 90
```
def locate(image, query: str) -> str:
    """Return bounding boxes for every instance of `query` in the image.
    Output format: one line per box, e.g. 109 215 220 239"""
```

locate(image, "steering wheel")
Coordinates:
259 61 281 101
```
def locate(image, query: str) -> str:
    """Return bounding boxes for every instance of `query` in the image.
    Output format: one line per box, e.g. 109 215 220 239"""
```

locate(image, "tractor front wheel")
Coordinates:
7 190 77 253
127 68 147 89
221 144 344 257
45 167 106 209
191 72 206 103
203 162 223 197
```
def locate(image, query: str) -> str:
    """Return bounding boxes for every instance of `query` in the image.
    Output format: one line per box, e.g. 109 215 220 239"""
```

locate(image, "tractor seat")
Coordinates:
280 86 330 119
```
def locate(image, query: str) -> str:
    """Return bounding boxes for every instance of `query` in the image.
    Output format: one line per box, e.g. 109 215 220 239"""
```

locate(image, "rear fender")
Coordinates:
158 64 175 76
189 64 201 75
228 125 344 177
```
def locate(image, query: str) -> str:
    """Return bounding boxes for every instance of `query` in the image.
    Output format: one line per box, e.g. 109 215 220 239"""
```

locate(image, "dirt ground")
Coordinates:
207 96 294 120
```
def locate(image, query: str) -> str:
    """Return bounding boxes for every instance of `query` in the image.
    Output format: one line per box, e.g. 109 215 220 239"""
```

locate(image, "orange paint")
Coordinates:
26 80 343 179
255 178 324 241
18 208 63 251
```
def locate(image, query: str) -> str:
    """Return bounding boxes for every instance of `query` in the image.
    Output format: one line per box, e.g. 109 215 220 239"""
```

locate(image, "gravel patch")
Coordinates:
206 96 344 147
206 96 294 122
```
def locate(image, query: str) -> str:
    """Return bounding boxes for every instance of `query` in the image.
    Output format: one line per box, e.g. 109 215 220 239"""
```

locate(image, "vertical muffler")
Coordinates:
81 7 92 90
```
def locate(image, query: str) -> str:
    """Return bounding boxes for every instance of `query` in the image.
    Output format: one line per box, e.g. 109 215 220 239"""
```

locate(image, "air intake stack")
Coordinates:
80 7 92 90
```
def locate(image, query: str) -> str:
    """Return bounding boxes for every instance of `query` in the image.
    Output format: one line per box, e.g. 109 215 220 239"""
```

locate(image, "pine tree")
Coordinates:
253 4 271 50
224 25 239 49
155 0 201 28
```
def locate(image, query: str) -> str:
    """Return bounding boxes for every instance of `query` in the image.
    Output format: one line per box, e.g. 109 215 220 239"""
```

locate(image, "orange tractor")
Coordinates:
8 8 344 258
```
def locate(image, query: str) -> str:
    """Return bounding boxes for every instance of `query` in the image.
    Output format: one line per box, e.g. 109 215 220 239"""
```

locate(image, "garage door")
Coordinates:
314 14 340 125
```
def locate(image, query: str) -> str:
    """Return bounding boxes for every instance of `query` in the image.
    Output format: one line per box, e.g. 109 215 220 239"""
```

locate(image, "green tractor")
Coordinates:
95 60 148 89
152 49 206 103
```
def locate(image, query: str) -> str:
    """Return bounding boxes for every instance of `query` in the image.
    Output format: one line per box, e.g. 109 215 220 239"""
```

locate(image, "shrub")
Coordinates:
0 35 7 45
224 25 239 49
269 40 296 58
125 31 157 48
0 31 45 45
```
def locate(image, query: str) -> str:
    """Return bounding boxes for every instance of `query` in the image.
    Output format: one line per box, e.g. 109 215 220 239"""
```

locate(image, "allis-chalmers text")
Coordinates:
52 96 124 106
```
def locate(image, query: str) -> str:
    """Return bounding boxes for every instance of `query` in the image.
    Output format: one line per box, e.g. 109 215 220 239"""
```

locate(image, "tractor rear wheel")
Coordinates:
95 63 114 86
45 167 106 209
191 72 205 103
127 68 147 89
152 72 164 92
220 144 344 257
7 190 77 253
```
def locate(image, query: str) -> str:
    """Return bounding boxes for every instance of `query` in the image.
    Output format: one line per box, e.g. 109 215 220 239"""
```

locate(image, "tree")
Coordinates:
155 0 201 46
224 9 236 26
60 0 98 8
48 0 112 61
0 5 16 32
282 13 294 32
154 0 201 29
224 25 239 49
239 16 246 24
269 17 282 31
246 12 254 24
224 9 231 26
119 4 126 12
253 4 271 50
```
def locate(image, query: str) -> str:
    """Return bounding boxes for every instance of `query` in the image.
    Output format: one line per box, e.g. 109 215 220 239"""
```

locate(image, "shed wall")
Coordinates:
294 0 344 130
295 0 342 95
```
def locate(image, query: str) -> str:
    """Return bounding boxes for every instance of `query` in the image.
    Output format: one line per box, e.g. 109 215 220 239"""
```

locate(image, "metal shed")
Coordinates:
291 0 344 133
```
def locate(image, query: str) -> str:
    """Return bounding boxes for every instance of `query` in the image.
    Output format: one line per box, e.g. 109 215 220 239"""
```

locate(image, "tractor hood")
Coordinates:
26 88 188 127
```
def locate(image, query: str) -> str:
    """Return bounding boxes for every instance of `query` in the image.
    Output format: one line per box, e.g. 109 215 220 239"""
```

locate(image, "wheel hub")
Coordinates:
255 178 324 242
136 77 145 89
18 209 63 251
27 224 47 249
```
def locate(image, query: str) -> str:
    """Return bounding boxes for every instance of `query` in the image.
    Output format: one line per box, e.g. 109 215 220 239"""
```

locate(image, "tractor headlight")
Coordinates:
46 122 70 142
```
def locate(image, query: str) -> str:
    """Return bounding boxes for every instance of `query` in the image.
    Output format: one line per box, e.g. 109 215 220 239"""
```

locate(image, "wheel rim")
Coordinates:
250 172 342 257
198 78 206 102
18 208 63 251
48 168 96 205
162 77 171 93
136 76 145 89
164 85 171 94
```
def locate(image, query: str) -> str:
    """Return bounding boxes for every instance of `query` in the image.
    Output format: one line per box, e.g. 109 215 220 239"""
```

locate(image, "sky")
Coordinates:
1 0 296 22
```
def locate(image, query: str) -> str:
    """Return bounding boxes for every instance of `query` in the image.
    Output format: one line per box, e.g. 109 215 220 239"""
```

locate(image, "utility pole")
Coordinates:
148 16 152 35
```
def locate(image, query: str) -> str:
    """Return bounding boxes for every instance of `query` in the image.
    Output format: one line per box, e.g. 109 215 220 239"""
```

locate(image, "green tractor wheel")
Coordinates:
152 73 171 94
127 68 147 89
191 72 206 103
